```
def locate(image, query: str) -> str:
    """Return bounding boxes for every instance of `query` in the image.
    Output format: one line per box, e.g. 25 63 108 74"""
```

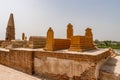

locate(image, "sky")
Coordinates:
0 0 120 41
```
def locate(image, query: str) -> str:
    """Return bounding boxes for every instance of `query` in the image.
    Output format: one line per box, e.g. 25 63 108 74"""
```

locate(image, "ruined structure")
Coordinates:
11 40 28 48
0 13 118 80
99 56 120 80
6 13 15 41
0 45 114 80
1 14 28 48
45 24 96 52
44 27 71 51
28 36 46 48
69 28 96 51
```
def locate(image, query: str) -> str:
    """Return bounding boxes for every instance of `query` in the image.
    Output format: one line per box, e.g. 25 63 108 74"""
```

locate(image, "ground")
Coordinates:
0 64 42 80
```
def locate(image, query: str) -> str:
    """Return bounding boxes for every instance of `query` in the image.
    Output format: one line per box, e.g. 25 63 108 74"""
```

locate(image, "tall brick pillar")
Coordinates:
44 27 54 51
85 28 95 49
6 13 15 41
22 33 25 40
67 23 73 39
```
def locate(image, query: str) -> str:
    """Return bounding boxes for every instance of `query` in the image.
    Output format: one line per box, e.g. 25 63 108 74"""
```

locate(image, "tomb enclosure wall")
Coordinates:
34 49 112 80
0 49 34 74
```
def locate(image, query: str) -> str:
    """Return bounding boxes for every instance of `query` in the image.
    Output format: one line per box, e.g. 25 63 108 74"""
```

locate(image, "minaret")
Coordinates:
67 23 73 39
6 13 15 41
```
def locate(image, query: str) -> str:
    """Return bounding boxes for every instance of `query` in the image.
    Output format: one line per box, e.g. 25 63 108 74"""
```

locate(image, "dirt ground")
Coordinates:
0 64 42 80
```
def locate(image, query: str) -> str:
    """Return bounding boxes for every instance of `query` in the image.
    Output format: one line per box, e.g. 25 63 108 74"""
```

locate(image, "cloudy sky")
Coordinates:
0 0 120 41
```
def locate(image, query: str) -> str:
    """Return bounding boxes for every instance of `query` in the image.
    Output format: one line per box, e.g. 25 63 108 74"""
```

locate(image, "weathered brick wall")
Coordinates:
0 48 113 80
34 50 112 80
0 49 34 74
34 56 95 80
54 39 70 50
29 36 46 48
0 50 9 65
34 50 111 62
80 66 96 80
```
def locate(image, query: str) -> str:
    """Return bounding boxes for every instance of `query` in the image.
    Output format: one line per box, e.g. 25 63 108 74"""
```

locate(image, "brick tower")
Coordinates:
6 13 15 41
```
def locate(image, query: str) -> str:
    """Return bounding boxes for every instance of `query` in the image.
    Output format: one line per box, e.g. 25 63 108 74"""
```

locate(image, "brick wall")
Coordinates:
0 49 34 74
54 39 70 50
34 49 112 80
0 48 113 80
